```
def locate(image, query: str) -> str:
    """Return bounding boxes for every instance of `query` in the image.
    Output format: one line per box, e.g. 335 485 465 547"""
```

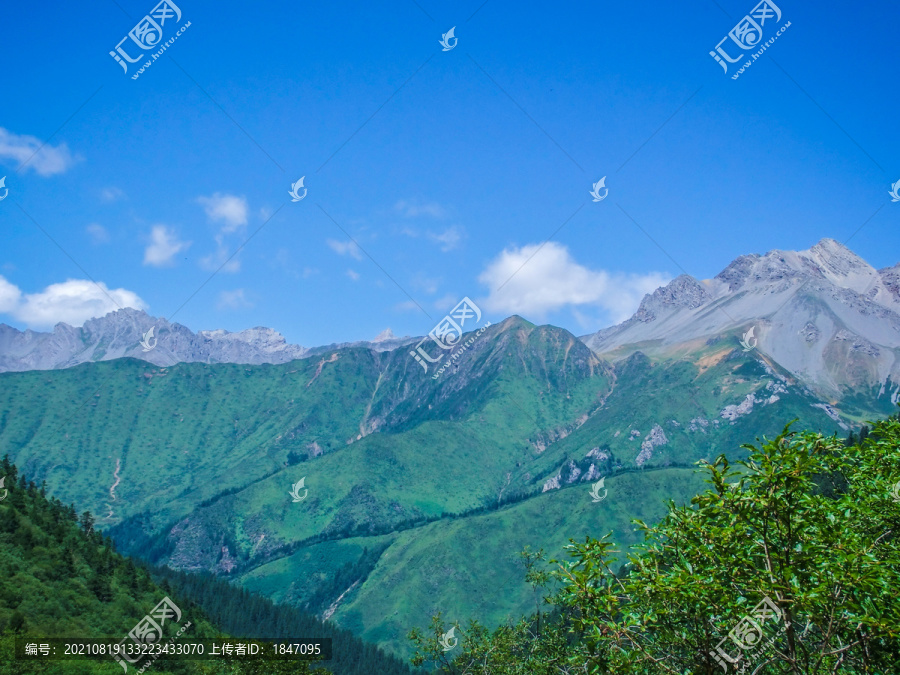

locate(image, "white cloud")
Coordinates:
0 127 79 176
478 242 669 323
194 194 249 274
197 193 248 232
0 275 147 329
399 224 463 252
144 225 191 267
86 223 109 244
427 226 463 252
217 289 252 310
346 269 360 281
0 276 22 313
327 239 363 260
394 199 447 219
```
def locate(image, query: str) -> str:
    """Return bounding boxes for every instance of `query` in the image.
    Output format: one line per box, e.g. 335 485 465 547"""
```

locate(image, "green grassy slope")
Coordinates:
236 466 709 658
525 345 852 489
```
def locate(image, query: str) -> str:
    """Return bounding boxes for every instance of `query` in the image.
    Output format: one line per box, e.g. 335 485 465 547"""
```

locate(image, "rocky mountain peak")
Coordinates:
714 253 763 292
198 326 293 351
879 263 900 304
714 238 878 296
581 238 900 399
807 237 863 268
80 306 151 332
633 274 712 322
0 310 309 373
807 237 846 255
803 238 877 290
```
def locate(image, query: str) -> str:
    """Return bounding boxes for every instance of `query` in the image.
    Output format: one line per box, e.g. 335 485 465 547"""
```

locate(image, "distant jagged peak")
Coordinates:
804 237 875 283
632 274 711 322
197 328 228 339
87 306 148 318
714 247 811 293
47 321 81 335
80 306 156 329
580 238 900 401
713 253 763 292
198 326 290 346
715 238 879 295
0 308 308 372
806 237 864 268
620 239 894 327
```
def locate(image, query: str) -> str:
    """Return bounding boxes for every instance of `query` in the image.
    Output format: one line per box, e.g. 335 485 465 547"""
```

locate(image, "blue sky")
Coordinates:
0 0 897 347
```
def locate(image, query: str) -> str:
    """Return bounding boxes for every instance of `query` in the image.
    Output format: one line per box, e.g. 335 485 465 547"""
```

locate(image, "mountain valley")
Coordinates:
1 238 897 659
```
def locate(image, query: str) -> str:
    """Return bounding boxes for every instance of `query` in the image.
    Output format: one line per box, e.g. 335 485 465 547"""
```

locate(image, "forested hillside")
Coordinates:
0 455 417 674
148 564 416 675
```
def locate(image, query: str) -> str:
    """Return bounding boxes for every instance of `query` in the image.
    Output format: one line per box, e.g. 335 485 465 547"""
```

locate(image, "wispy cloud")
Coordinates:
0 127 79 176
346 269 360 281
0 275 147 328
327 239 363 260
100 186 126 203
0 276 22 314
398 224 464 252
144 225 191 267
86 223 110 244
197 193 248 232
195 193 249 272
478 242 669 324
199 245 240 274
217 288 253 309
394 199 447 219
427 226 463 252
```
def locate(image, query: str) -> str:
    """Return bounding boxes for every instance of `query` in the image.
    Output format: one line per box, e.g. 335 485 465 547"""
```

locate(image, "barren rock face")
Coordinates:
0 307 309 372
0 307 416 372
581 238 900 399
